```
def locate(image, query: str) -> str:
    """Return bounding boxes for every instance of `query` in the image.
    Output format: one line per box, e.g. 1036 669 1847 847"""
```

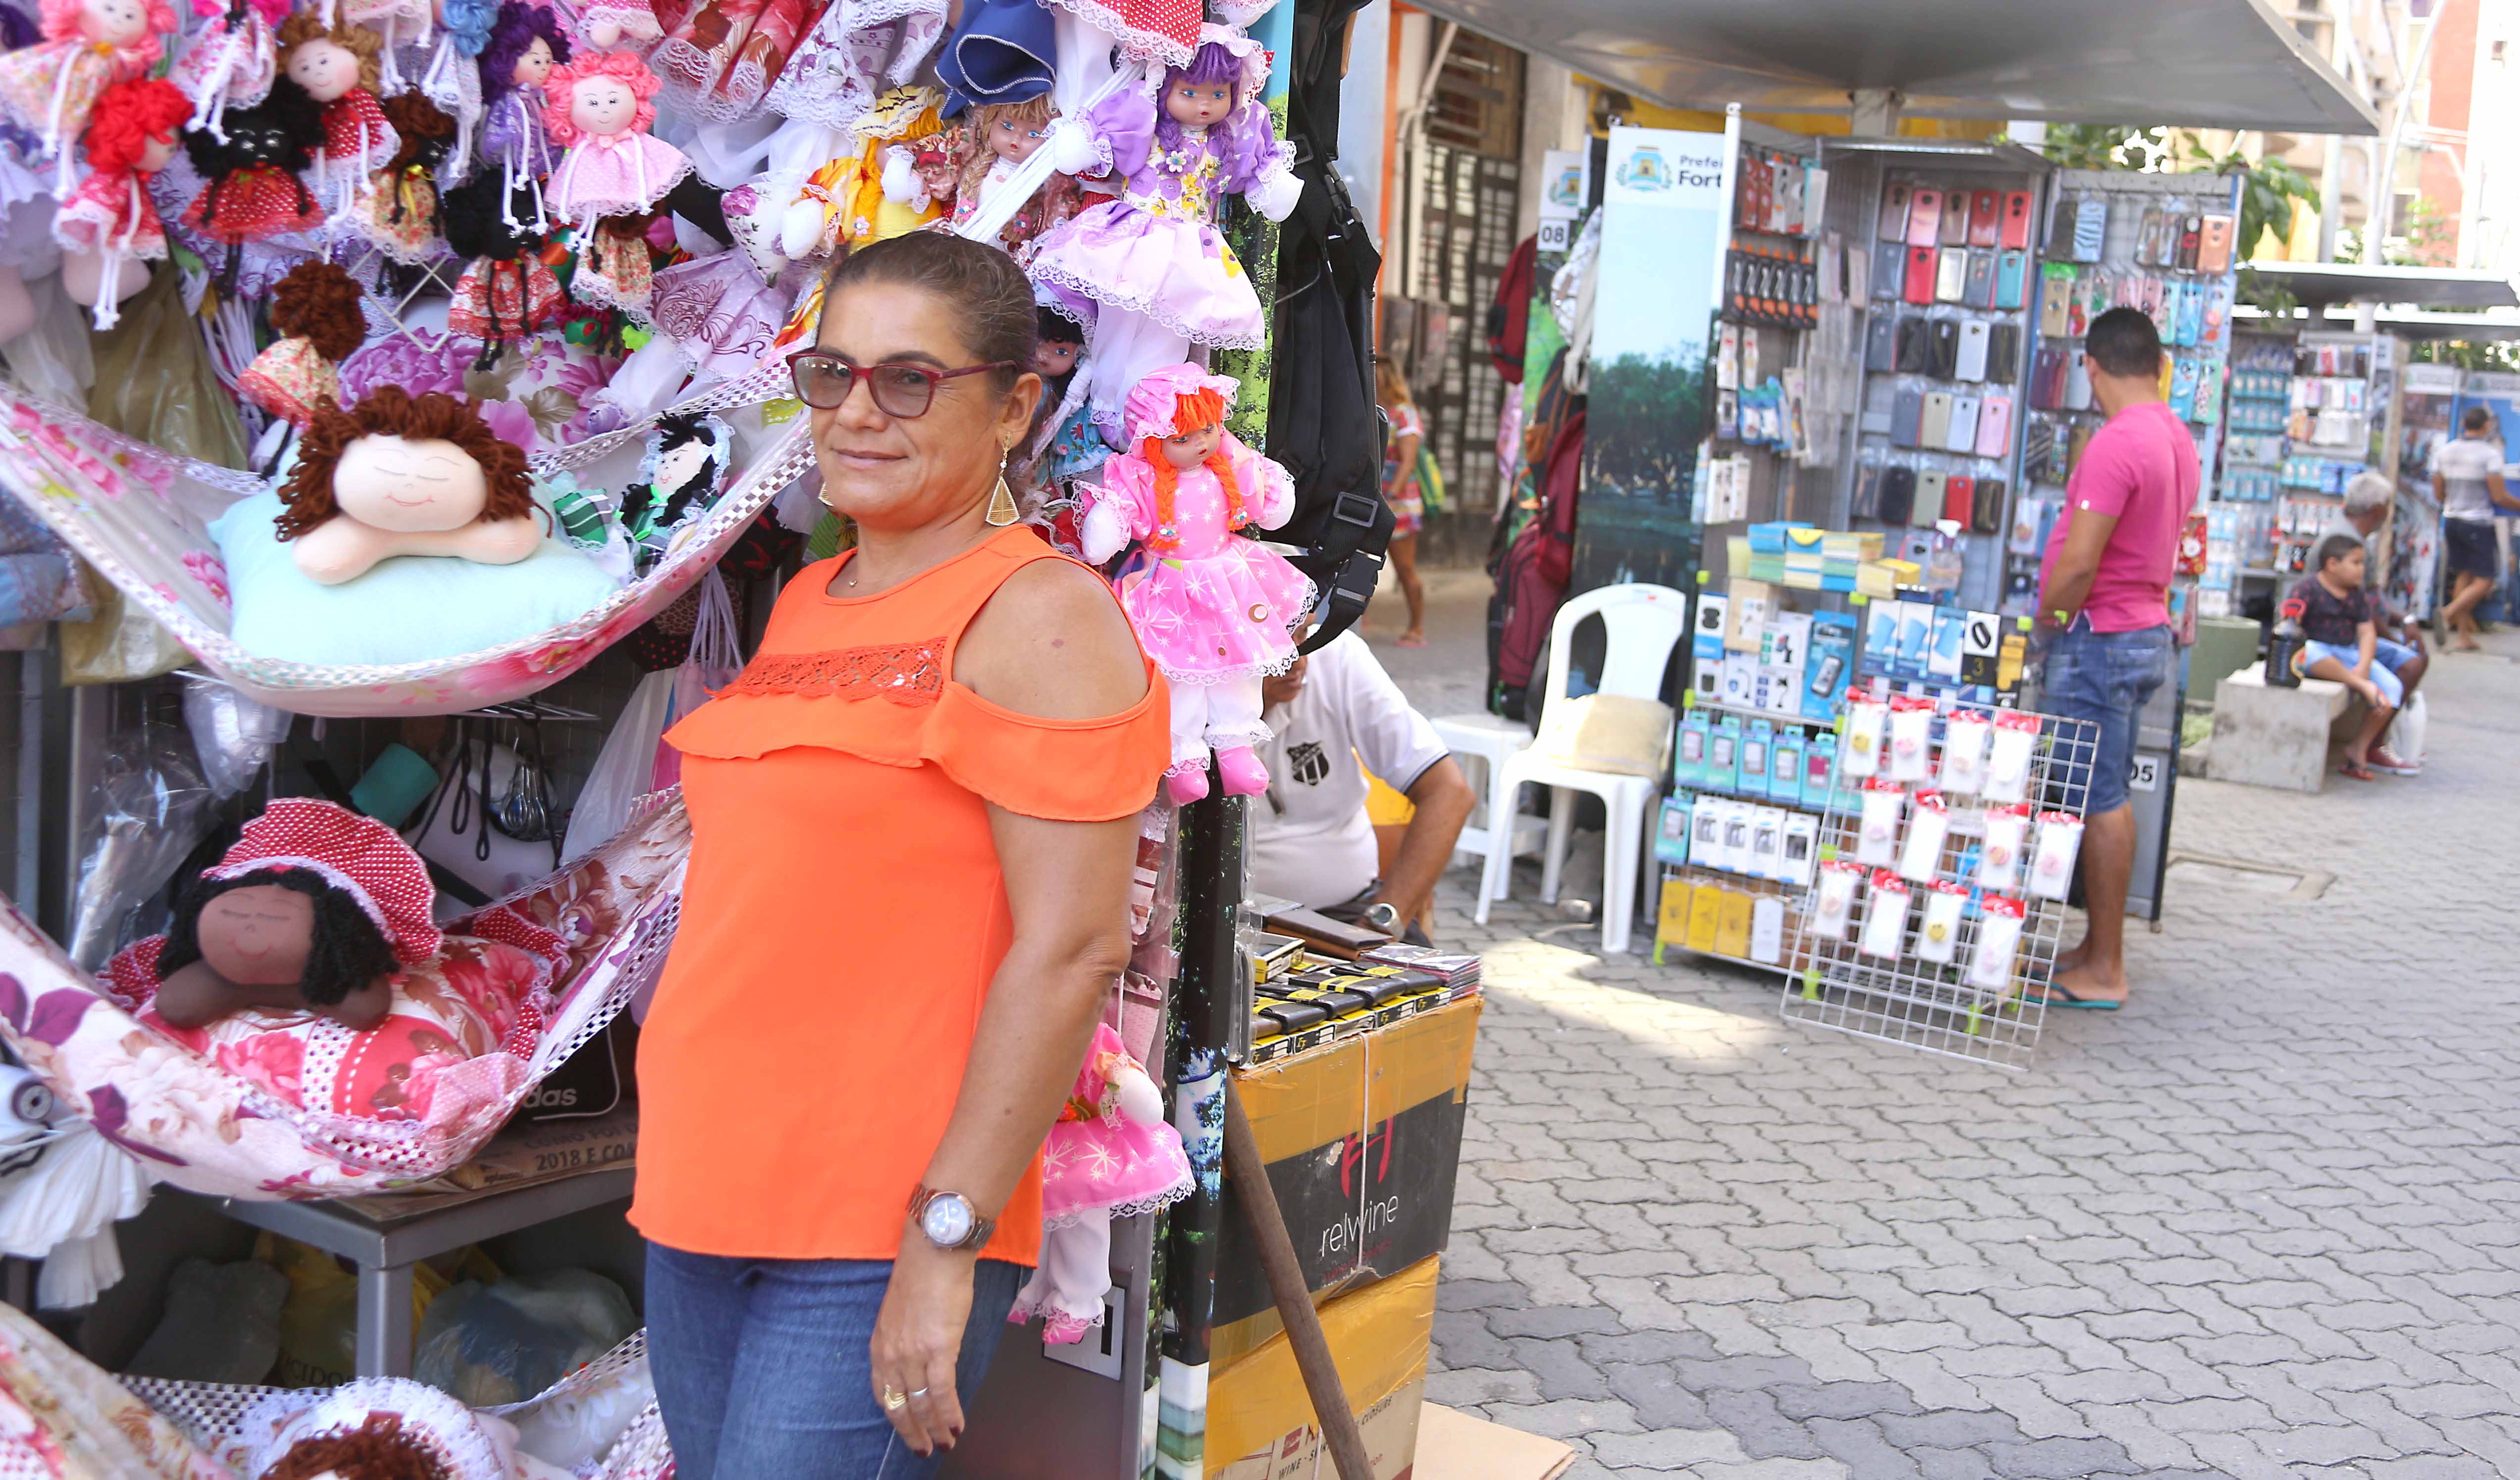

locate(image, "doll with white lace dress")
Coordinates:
1008 1021 1191 1344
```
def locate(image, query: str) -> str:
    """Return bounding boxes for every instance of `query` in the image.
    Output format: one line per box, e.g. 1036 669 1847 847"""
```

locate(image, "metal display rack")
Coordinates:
1778 700 2100 1070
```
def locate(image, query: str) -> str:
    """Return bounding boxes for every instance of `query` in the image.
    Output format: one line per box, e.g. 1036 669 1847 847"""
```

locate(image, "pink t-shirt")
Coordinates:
2039 400 2199 632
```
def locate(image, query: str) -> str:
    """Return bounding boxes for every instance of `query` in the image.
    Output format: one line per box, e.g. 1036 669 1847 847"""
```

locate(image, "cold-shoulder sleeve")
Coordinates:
923 662 1170 821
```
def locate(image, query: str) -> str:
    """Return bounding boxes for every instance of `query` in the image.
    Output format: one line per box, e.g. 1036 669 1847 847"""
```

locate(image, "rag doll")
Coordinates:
938 94 1080 261
776 81 942 261
1008 1021 1191 1344
574 0 659 52
441 170 563 362
542 50 689 224
180 75 327 285
237 259 367 427
478 0 570 231
616 411 734 571
275 385 542 583
51 75 188 329
1032 28 1301 433
415 0 496 182
171 0 290 138
277 11 394 216
1080 364 1306 803
0 0 174 180
241 1377 576 1480
140 798 437 1033
351 91 457 265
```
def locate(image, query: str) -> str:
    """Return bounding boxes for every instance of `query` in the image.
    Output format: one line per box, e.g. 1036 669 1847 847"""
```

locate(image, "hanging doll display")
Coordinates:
478 0 570 231
179 74 326 285
0 0 175 183
171 0 290 138
1031 27 1302 432
775 81 943 262
441 171 563 362
617 411 735 572
760 0 945 131
1079 364 1307 804
236 259 367 428
276 12 394 217
647 0 825 123
938 94 1081 262
350 91 457 266
543 51 690 224
1025 301 1109 499
1008 1021 1192 1344
275 385 543 584
51 76 189 329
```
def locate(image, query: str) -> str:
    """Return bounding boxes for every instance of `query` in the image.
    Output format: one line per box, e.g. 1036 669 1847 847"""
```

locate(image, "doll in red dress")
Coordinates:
52 75 188 328
275 11 394 218
0 0 175 181
181 74 325 285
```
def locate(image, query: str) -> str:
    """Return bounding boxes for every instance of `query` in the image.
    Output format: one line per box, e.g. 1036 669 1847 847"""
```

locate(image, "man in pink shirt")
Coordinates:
2035 307 2197 1009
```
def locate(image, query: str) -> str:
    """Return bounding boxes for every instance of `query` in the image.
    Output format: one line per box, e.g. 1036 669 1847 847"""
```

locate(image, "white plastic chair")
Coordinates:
1478 583 1688 954
1429 712 1542 881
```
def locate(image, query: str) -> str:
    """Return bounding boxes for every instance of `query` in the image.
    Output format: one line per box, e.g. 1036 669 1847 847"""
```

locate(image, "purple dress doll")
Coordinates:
477 0 569 231
1030 25 1300 434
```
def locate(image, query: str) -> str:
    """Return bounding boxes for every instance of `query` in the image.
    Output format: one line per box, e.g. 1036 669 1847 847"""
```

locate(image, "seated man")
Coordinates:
2290 533 2421 781
1249 631 1475 943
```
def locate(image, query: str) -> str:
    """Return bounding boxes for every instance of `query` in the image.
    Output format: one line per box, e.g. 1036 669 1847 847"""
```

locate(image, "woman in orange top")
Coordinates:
632 232 1169 1478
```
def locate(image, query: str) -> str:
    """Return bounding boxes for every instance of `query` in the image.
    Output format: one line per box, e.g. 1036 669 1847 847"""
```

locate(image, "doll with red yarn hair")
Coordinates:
1080 362 1308 804
52 76 188 328
0 0 175 178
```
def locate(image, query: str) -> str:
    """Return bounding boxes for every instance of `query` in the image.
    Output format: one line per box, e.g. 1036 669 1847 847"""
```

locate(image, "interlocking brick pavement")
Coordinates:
1382 611 2520 1480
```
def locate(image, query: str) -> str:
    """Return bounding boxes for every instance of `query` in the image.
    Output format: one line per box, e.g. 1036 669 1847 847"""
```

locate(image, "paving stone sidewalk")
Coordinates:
1385 621 2520 1480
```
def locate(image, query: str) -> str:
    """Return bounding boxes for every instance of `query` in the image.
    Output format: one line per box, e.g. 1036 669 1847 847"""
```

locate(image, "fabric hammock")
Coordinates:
0 364 811 718
0 1303 671 1480
0 791 687 1205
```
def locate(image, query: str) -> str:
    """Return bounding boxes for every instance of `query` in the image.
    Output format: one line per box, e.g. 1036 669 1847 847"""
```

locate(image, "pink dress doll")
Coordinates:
1010 1021 1192 1344
542 50 691 223
277 12 397 217
1080 363 1309 805
0 0 174 181
51 77 188 328
171 0 290 139
1030 26 1301 435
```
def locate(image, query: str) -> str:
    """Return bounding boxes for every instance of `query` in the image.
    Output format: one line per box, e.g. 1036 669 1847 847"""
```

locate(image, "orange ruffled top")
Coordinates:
630 527 1170 1263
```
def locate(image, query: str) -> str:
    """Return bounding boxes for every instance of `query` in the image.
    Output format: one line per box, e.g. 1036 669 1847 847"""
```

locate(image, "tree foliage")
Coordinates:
1582 350 1706 505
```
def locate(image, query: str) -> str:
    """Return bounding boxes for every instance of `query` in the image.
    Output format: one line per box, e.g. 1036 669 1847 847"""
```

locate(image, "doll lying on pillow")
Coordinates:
276 387 544 585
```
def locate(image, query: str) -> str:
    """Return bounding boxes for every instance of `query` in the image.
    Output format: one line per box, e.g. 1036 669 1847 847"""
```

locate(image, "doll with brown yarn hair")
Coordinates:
347 92 458 266
277 386 542 584
259 1417 452 1480
237 1377 573 1480
236 260 368 429
277 10 394 214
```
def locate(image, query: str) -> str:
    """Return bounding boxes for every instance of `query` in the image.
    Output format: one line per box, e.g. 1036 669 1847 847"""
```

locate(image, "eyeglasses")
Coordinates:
788 352 1016 418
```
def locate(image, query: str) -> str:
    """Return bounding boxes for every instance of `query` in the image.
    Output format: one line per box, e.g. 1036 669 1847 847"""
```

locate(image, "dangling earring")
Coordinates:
984 450 1019 526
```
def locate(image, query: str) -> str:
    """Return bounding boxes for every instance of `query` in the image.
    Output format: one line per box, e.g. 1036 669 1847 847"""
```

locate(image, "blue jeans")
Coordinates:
2304 637 2418 707
2037 623 2173 813
646 1242 1024 1480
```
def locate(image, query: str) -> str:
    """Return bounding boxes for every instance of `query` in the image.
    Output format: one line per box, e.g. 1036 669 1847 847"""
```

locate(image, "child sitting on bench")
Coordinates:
2290 533 2424 781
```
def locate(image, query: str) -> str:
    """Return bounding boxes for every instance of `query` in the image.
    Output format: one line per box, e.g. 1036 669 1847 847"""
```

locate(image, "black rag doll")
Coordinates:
616 410 734 573
441 170 564 368
179 74 326 290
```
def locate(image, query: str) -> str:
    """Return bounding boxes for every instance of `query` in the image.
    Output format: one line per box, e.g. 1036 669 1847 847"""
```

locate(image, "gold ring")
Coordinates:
882 1387 908 1411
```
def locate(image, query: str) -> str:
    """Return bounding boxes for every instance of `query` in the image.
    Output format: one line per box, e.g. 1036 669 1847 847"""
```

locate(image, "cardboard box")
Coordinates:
1213 999 1481 1369
1415 1404 1576 1479
1208 1255 1439 1480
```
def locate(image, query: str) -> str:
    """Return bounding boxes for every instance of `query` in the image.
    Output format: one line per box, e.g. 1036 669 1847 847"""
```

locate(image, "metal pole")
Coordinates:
2367 0 2448 264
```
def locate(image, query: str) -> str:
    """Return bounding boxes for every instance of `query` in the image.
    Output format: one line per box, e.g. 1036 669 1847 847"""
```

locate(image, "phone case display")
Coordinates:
2018 170 2241 617
1779 693 2102 1069
1853 166 2045 611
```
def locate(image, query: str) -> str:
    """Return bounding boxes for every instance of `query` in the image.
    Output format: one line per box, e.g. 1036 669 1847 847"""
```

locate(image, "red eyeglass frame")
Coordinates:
787 351 1018 417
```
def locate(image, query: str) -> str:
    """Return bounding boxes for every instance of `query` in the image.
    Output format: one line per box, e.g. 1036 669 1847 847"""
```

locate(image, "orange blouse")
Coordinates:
630 527 1171 1263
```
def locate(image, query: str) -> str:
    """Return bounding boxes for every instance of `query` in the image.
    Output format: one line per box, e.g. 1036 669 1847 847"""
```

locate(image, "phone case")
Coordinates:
1876 466 1916 525
1936 246 1968 302
1895 316 1933 373
1955 319 1990 382
1872 239 1906 300
1865 314 1897 371
1861 376 1896 434
2064 353 2093 411
1911 470 1945 527
1962 249 1996 309
2176 281 2204 346
2169 356 2201 420
1987 324 2020 382
2024 417 2056 480
1919 391 1953 448
1945 395 1981 453
1852 466 1882 521
2198 213 2235 273
1904 245 1937 304
1992 248 2028 310
2136 208 2165 266
1966 189 2001 248
1938 192 1968 246
1929 319 1959 379
2072 195 2107 262
1972 477 2006 534
2001 191 2033 249
1878 182 1913 241
2039 287 2071 338
2030 346 2065 410
1943 473 1976 525
1891 388 1925 447
1907 189 1943 247
2204 281 2234 350
1976 394 2013 459
2177 215 2202 271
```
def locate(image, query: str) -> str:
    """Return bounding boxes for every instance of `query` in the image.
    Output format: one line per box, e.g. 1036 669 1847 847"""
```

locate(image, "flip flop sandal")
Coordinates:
2036 982 2123 1011
2369 751 2421 776
2336 762 2376 782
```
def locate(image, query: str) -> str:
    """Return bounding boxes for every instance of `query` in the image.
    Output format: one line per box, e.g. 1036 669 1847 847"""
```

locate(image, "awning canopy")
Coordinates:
1413 0 2378 137
2236 305 2520 341
2242 262 2520 310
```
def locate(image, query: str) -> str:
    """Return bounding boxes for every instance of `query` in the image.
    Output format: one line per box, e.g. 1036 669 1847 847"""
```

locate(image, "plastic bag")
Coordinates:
265 1233 451 1388
67 725 216 969
654 569 739 793
561 668 678 862
124 1257 289 1384
2395 689 2426 763
84 267 249 470
414 1270 639 1408
0 272 94 410
181 673 293 798
57 559 193 685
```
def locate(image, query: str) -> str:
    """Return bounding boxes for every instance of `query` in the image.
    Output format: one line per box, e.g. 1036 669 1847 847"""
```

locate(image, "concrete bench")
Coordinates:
2206 661 2367 793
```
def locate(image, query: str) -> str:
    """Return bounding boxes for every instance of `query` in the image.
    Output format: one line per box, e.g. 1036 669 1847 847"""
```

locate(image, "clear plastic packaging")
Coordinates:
1917 881 1968 964
1979 803 2031 893
68 729 217 969
2028 811 2085 901
1897 789 1950 883
1969 894 2027 991
1984 710 2042 804
1810 859 1861 941
1856 778 1904 867
1841 691 1887 778
1938 710 1990 796
1858 869 1910 958
180 674 294 799
1886 695 1936 782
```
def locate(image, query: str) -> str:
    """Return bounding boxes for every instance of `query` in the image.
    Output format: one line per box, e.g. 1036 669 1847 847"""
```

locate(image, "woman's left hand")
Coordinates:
870 1240 977 1456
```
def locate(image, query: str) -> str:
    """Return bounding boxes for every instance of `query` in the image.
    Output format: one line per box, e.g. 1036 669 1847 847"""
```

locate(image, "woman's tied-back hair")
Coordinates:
1144 386 1243 546
820 232 1037 400
276 387 534 540
81 77 193 175
276 12 385 95
268 260 368 363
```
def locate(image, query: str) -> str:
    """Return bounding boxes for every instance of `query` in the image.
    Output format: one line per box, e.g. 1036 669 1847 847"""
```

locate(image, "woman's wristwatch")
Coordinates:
908 1185 996 1252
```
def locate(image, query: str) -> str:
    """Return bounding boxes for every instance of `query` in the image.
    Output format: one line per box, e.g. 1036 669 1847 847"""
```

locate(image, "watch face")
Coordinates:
921 1193 975 1247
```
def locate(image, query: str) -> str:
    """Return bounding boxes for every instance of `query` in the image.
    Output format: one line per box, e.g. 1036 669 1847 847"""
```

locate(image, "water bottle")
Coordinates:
2266 599 2307 689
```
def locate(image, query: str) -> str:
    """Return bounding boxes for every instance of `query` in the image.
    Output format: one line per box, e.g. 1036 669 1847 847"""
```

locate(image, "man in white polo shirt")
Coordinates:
1248 631 1474 942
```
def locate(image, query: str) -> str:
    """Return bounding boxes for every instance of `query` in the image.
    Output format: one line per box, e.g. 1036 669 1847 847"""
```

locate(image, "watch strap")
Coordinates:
908 1184 998 1252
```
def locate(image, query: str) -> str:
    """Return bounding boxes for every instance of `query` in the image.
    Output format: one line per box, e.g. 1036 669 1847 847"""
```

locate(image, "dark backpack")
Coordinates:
1485 235 1537 382
1489 403 1583 719
1266 0 1392 654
